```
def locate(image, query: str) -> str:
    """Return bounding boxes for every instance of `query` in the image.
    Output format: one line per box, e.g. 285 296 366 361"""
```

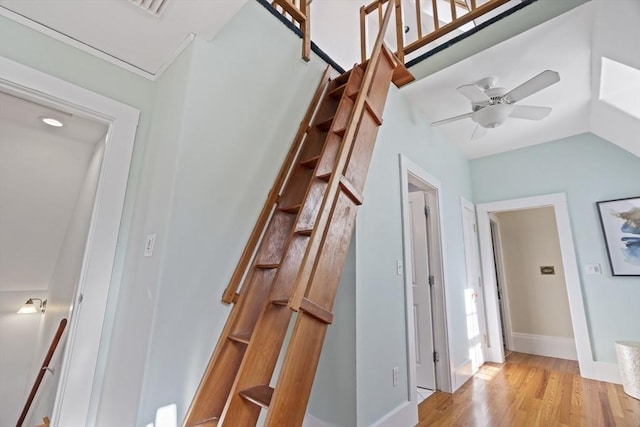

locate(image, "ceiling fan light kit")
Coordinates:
431 70 560 140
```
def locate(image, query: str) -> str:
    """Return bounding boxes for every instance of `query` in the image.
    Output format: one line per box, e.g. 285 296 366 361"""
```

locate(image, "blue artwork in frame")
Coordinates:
597 196 640 276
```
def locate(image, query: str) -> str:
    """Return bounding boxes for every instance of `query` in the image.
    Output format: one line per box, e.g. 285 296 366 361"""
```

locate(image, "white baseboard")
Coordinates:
582 361 622 384
511 332 577 361
370 401 417 427
453 359 473 391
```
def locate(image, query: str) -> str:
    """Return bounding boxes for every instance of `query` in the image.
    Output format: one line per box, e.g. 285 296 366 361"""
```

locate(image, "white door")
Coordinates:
409 191 436 390
461 200 487 372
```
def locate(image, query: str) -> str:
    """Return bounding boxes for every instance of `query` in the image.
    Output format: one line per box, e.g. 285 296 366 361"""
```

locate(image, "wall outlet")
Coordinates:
396 260 403 276
392 367 399 387
585 263 602 275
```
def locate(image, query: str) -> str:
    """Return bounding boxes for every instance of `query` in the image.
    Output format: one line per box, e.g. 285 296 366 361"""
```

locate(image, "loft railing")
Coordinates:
271 0 310 61
360 0 511 63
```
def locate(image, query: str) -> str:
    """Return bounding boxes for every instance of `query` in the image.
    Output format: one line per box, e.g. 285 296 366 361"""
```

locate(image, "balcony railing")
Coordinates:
271 0 310 61
360 0 511 63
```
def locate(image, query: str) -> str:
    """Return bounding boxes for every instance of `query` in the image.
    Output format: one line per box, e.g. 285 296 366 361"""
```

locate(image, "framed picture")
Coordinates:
596 196 640 276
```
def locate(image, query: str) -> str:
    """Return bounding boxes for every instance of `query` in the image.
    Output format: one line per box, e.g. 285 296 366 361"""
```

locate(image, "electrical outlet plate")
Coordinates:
585 263 602 275
144 234 156 257
396 260 403 276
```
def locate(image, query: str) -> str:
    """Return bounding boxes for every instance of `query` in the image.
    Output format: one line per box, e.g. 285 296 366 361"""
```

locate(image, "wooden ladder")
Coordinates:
184 2 412 426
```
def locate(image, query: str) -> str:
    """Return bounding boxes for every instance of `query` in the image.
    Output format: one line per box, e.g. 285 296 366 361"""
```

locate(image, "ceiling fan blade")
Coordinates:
509 105 552 120
431 112 473 126
471 124 487 140
457 84 490 104
503 70 560 103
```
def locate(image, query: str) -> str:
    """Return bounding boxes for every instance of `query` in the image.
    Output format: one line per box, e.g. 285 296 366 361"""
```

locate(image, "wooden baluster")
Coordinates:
416 0 423 38
394 0 404 63
450 0 457 21
360 6 367 63
470 0 477 10
300 0 310 61
432 0 440 30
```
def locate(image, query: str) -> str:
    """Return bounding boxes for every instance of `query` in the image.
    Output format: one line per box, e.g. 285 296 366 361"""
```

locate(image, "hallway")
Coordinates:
418 352 640 426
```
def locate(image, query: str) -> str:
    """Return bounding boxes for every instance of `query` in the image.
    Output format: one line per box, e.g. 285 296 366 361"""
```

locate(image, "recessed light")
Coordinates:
41 117 64 127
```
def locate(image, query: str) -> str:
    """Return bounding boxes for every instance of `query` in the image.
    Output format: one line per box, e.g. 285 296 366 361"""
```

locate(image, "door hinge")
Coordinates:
424 206 430 217
428 275 435 286
433 351 440 363
473 223 477 232
78 293 84 304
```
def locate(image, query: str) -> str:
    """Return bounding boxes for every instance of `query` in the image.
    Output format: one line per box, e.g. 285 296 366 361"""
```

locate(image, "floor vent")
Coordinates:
127 0 169 17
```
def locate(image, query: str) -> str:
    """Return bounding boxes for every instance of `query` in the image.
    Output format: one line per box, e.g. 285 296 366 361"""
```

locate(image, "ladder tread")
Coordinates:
300 297 333 324
188 416 219 427
227 331 251 345
316 116 334 131
299 155 320 169
278 203 302 214
255 263 279 270
239 385 274 409
295 227 313 236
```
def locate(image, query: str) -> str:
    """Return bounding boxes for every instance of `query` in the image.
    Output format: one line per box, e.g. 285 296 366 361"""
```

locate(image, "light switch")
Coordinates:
144 233 156 257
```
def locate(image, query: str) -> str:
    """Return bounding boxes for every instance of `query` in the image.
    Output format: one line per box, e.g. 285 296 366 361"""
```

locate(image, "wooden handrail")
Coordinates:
17 318 68 427
221 66 332 304
289 0 398 310
271 0 311 61
361 0 511 63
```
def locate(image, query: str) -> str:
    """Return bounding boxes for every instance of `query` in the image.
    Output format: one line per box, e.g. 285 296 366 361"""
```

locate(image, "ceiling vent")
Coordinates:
127 0 169 17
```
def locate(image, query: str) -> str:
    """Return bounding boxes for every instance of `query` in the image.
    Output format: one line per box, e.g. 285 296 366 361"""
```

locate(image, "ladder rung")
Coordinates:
255 263 279 269
228 332 251 345
316 172 331 182
295 228 313 236
364 98 383 126
316 116 334 131
189 416 219 427
299 155 320 169
328 83 347 99
300 298 334 324
339 176 363 205
279 204 302 214
239 385 274 409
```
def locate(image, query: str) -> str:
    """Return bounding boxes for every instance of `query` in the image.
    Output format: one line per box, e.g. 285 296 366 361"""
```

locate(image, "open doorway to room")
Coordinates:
489 207 577 361
0 56 138 426
0 88 107 427
399 155 452 409
476 193 593 377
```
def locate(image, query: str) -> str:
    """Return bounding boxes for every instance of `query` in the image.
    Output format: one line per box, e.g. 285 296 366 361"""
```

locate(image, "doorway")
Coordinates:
488 207 577 361
399 155 452 411
0 56 138 426
476 193 593 376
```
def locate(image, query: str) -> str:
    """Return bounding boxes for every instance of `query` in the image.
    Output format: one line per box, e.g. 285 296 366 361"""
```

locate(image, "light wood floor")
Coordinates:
418 352 640 426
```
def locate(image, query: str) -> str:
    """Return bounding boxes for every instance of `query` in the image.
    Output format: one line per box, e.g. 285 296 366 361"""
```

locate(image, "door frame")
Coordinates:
0 56 139 425
476 193 618 382
460 197 488 371
399 154 453 403
488 216 513 351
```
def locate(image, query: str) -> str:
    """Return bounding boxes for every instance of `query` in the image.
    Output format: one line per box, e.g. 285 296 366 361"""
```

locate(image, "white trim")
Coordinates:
476 193 613 382
0 55 139 425
488 216 513 351
510 333 578 361
369 401 414 427
399 155 454 404
0 6 194 80
453 359 473 390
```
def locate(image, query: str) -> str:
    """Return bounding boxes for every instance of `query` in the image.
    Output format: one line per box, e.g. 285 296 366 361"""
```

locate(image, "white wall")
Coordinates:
495 207 574 338
25 137 106 425
355 86 474 425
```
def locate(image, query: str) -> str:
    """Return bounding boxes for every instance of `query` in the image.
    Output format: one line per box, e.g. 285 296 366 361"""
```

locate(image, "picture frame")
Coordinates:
596 196 640 276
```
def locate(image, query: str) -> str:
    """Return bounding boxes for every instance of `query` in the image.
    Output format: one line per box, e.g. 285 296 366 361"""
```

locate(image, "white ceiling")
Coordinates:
0 91 107 297
0 0 248 76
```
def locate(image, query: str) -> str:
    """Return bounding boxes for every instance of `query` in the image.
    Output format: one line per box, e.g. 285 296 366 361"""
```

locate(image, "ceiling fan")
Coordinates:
431 70 561 140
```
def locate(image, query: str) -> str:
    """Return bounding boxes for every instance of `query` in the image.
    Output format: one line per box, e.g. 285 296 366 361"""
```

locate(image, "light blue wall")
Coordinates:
471 133 640 363
128 2 328 425
355 86 473 426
